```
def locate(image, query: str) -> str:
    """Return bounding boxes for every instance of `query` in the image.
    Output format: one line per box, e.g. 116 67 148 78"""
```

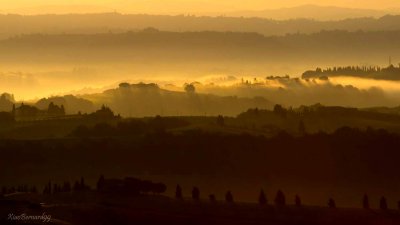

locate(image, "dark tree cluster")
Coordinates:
328 198 336 208
43 177 89 195
302 64 400 80
275 190 286 207
176 186 302 207
86 105 116 121
14 103 39 118
1 185 37 195
47 102 65 116
225 191 234 203
258 189 267 205
97 175 166 195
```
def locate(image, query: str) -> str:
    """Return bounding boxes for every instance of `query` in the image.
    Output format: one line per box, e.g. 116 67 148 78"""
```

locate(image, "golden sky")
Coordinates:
2 0 400 14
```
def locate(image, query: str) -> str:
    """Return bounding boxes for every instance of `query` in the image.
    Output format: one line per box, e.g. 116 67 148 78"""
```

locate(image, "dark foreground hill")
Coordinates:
1 125 400 207
1 192 399 225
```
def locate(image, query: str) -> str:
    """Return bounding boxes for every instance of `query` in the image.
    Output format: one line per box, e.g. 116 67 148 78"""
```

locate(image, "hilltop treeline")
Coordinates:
2 103 400 139
1 30 400 64
2 13 400 38
302 64 400 80
236 104 400 134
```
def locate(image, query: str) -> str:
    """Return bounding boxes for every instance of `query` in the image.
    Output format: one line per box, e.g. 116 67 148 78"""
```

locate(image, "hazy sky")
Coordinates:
2 0 400 14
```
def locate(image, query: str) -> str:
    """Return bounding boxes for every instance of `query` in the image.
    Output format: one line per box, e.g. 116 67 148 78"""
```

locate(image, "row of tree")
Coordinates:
1 185 37 194
96 175 167 195
1 180 399 211
302 64 400 79
42 177 90 195
175 186 299 206
174 185 400 210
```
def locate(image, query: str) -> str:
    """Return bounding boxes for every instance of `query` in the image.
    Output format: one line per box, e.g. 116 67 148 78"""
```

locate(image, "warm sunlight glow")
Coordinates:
2 0 400 15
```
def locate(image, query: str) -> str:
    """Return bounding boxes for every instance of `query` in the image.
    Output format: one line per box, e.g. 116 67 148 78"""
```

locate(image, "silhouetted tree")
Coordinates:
62 182 71 192
73 181 80 192
80 177 85 190
30 186 37 193
43 186 49 195
295 195 302 207
97 175 105 191
275 190 286 207
89 105 115 120
192 187 200 201
53 184 59 194
273 104 287 117
175 185 183 199
184 83 196 94
47 102 65 116
259 189 267 205
380 197 388 210
363 194 370 209
209 194 216 202
225 191 234 203
47 181 52 195
328 198 336 208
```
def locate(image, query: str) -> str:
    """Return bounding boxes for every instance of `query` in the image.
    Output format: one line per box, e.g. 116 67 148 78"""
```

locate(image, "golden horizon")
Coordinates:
1 0 400 15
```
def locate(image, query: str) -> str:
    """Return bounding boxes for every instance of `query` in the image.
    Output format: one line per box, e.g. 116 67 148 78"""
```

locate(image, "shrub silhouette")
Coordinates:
62 182 71 192
225 191 234 203
363 194 370 209
175 185 183 199
209 194 216 202
273 104 287 118
184 83 196 93
30 186 37 193
258 189 267 205
192 187 200 201
380 197 388 210
53 184 59 193
328 198 336 208
97 175 105 190
295 195 302 207
73 181 81 192
274 190 286 207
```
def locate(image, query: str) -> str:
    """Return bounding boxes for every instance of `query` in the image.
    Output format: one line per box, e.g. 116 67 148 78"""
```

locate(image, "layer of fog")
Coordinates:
1 63 400 111
178 75 400 108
